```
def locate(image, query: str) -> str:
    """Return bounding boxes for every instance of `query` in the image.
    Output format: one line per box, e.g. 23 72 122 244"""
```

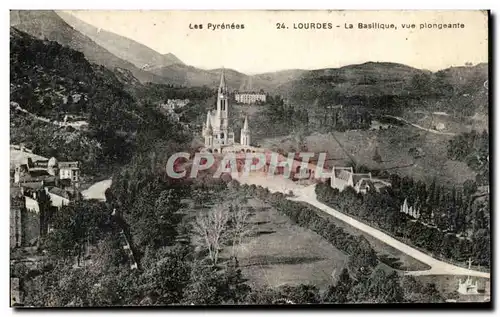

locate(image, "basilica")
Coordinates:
201 69 253 153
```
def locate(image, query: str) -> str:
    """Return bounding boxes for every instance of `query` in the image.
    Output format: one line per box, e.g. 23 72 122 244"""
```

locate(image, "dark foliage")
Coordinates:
315 178 490 268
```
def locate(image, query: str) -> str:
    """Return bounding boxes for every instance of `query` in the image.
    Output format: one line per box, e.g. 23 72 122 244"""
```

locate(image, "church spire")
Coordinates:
206 111 212 128
243 115 249 131
219 68 227 92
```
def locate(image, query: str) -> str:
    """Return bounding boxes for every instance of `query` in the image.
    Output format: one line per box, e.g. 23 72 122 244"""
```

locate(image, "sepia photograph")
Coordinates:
8 9 490 308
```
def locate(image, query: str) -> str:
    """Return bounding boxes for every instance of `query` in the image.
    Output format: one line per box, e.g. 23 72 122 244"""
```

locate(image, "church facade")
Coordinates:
201 70 253 153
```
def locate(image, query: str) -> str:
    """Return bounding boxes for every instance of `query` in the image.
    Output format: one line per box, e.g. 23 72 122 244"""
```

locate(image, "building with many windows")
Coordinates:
234 91 266 104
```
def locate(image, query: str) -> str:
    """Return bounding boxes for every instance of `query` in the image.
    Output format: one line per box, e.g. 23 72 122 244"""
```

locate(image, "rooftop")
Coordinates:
234 91 266 95
352 173 372 185
20 181 45 190
59 161 79 169
47 186 71 200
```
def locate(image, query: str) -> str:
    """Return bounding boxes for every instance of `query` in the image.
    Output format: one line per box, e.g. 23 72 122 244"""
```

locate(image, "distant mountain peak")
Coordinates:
56 11 184 69
10 10 166 84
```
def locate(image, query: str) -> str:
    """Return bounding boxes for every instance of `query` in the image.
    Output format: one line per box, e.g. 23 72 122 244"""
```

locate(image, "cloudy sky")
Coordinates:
65 10 488 74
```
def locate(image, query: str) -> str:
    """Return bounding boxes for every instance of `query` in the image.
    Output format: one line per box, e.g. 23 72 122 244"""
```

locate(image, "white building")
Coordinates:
59 161 80 184
235 92 266 104
435 122 446 131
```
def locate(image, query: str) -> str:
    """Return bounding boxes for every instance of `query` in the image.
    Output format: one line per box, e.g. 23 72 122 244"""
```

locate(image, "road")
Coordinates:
237 174 489 279
81 179 112 201
10 102 88 129
383 115 456 136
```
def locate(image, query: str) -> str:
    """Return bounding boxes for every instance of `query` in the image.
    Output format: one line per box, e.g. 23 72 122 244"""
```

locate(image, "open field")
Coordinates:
260 126 476 186
219 197 349 289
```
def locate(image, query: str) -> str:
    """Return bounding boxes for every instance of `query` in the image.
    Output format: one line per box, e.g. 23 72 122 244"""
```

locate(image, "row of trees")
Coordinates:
229 181 444 303
234 183 378 279
315 180 490 268
265 99 309 130
447 130 489 185
390 176 489 236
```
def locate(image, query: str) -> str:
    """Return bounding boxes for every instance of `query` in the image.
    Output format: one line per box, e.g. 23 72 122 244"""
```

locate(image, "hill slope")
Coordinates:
277 62 427 102
277 62 488 118
10 27 186 173
10 10 165 84
56 11 184 70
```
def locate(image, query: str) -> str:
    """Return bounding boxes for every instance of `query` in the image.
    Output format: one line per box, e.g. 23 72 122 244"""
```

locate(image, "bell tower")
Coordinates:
215 68 229 144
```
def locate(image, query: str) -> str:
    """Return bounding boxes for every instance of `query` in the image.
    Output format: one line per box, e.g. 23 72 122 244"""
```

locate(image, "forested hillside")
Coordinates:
10 27 188 174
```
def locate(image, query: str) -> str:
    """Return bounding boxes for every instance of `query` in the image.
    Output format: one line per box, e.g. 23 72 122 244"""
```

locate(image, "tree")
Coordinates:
192 205 230 265
139 245 191 305
323 268 352 303
218 256 251 304
182 262 222 305
400 276 443 303
463 179 478 198
37 189 53 238
347 236 378 280
276 284 320 304
227 204 254 257
373 147 382 164
43 201 109 259
349 268 404 303
410 73 433 96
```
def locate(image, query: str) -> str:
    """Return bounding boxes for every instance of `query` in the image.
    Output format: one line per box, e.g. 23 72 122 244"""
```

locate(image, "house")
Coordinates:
435 122 446 131
409 147 425 158
24 195 40 213
330 167 354 191
330 167 390 194
46 187 71 209
59 161 80 184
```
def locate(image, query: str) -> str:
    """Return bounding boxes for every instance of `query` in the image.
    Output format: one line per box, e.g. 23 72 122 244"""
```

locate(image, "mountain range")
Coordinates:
56 11 184 70
8 10 309 91
10 10 488 113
